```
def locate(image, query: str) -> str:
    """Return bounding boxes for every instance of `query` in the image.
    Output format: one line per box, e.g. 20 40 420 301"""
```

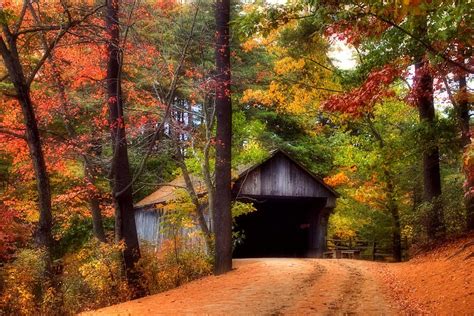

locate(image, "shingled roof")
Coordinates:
134 175 207 208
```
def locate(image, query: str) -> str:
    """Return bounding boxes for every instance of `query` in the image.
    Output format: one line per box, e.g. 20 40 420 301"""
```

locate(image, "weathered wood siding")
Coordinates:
307 208 331 257
135 208 209 251
236 153 336 207
135 208 165 246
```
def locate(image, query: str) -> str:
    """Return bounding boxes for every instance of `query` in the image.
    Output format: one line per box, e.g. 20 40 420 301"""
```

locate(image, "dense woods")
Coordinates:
0 0 472 314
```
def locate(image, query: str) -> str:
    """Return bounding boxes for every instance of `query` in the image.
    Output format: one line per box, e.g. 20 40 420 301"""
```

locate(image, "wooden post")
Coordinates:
308 207 332 258
403 236 409 261
318 208 332 257
372 241 377 261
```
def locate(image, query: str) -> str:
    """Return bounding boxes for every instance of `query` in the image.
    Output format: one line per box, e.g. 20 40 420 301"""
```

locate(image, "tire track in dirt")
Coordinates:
325 260 399 315
327 261 364 314
270 262 327 315
88 259 401 315
281 260 346 314
89 259 326 315
283 260 399 315
229 259 328 315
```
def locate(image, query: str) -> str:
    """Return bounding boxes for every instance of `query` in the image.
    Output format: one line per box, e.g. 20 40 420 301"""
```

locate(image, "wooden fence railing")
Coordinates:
324 237 409 261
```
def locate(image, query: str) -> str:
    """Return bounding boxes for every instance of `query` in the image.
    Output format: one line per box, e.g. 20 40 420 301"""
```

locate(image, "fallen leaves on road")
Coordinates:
376 232 474 314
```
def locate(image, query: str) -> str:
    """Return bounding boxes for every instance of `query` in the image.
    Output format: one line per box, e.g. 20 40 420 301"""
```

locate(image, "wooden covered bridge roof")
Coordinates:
135 149 338 209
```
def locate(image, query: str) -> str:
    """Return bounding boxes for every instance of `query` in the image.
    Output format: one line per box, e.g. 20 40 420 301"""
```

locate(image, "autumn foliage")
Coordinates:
0 0 473 313
322 65 402 115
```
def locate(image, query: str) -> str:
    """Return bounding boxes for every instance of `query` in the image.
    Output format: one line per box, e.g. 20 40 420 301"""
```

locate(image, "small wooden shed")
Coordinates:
134 175 209 248
134 150 338 258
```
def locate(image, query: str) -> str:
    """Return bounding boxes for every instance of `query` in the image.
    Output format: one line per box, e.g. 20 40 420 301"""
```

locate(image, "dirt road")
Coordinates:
91 258 401 315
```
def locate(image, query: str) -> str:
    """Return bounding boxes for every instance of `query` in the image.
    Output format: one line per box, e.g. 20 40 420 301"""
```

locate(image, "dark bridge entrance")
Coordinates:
233 197 327 258
232 150 339 258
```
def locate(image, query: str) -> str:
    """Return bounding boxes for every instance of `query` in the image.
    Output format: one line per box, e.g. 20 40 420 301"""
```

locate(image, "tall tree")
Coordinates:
0 26 53 257
366 117 403 262
26 3 107 242
302 0 458 240
0 1 100 259
214 0 233 274
458 74 474 231
457 75 471 149
414 17 445 240
105 0 143 296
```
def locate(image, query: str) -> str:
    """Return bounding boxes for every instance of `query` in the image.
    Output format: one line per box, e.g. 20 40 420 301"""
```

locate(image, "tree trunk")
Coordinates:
458 76 471 148
171 124 212 250
83 143 107 242
466 174 474 231
0 30 53 258
202 97 216 234
84 158 107 242
106 0 144 297
413 17 445 241
28 2 108 242
368 117 403 262
458 75 474 230
213 0 233 275
415 58 445 240
177 154 213 248
90 195 107 241
386 173 402 262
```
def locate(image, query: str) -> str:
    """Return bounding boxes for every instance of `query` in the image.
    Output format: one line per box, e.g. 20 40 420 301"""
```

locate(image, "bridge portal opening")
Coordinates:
233 197 326 258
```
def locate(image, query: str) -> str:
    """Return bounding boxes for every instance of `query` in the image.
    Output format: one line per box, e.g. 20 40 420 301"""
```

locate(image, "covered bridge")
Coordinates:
134 150 338 258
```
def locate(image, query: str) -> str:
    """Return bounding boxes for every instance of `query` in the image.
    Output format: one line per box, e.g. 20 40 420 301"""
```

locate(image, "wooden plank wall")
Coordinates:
238 154 336 204
135 208 209 252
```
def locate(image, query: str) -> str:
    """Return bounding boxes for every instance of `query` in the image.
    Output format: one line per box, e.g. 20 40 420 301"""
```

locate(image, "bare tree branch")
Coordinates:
13 0 29 34
115 2 201 198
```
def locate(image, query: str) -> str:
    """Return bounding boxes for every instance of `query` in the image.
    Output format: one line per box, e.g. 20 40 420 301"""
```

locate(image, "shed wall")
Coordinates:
135 208 209 251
